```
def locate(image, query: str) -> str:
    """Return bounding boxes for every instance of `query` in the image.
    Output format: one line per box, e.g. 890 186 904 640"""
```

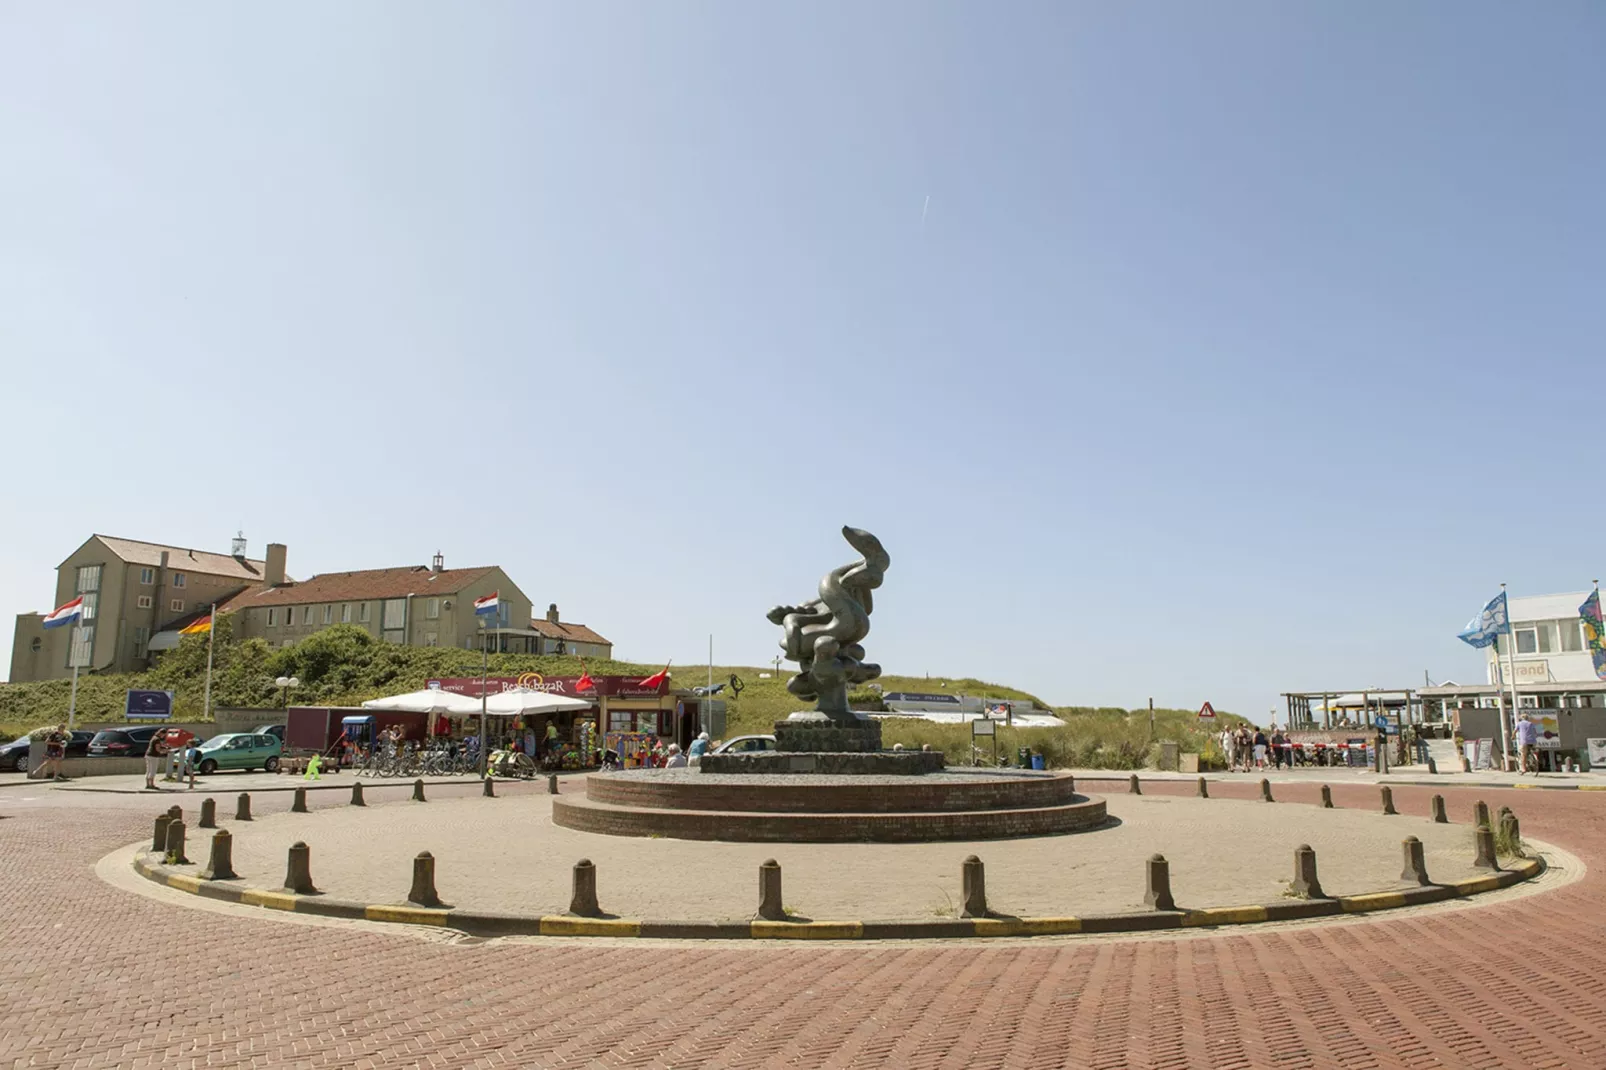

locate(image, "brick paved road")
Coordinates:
0 779 1602 1069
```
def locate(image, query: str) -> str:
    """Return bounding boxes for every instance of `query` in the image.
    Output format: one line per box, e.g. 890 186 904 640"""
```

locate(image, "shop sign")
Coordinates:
427 674 667 699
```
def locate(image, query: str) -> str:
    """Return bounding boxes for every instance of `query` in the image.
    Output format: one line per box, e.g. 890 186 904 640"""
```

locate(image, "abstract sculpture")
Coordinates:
767 526 889 724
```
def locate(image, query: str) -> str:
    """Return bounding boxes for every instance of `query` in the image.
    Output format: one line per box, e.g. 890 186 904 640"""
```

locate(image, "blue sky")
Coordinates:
2 3 1602 718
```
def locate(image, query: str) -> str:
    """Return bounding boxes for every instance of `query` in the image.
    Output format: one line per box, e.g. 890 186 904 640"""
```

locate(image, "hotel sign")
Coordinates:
1504 660 1549 683
426 674 668 699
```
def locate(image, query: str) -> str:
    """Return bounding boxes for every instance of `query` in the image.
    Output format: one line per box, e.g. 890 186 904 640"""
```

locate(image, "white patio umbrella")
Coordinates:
362 689 484 715
483 688 594 717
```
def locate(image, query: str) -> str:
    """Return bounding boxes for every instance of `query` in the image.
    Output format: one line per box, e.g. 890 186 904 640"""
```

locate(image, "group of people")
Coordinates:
636 732 711 769
1220 725 1295 772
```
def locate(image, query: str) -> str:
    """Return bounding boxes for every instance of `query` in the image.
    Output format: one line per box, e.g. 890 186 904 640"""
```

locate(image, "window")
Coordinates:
1515 628 1538 655
139 567 154 585
172 572 186 589
359 602 370 622
341 603 352 623
69 626 93 668
302 606 313 625
322 605 333 625
76 564 102 593
498 602 511 628
425 631 438 647
267 608 278 627
134 626 149 659
137 595 153 609
30 637 41 653
427 598 440 619
1559 619 1584 653
170 599 184 613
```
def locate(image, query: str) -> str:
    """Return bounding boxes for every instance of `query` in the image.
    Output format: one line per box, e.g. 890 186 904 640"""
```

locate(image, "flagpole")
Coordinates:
202 603 217 723
66 624 82 733
1498 583 1518 772
479 618 489 779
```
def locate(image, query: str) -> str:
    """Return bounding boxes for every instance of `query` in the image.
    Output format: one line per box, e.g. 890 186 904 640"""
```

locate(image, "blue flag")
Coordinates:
1457 592 1510 649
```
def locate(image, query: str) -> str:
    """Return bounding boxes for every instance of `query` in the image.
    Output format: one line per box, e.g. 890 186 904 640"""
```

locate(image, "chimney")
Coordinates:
547 603 560 624
264 543 287 588
431 551 444 574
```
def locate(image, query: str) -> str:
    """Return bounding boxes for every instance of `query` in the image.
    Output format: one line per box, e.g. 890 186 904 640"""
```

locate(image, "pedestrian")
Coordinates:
304 753 322 781
1235 727 1252 772
1515 714 1538 775
688 732 711 760
1252 727 1269 771
144 730 169 791
664 743 688 769
544 719 560 760
185 738 203 788
37 724 69 782
1271 728 1288 769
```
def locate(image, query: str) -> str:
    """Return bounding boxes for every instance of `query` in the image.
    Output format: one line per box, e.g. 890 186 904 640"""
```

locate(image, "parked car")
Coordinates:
191 733 282 774
87 726 164 757
0 731 95 772
254 724 287 742
710 735 777 755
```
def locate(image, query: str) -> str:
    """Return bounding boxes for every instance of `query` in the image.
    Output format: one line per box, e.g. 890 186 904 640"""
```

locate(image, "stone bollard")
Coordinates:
1473 824 1498 870
1197 776 1209 799
757 859 785 921
167 804 182 822
1320 784 1333 809
1144 854 1176 911
408 851 442 908
199 798 217 829
1431 794 1447 823
1380 785 1398 816
1067 775 1075 793
548 775 559 796
1260 779 1274 803
1291 844 1324 899
1128 775 1141 795
1427 757 1438 775
412 779 427 802
164 819 191 865
200 830 238 881
350 782 365 806
483 777 496 798
152 813 173 853
1461 756 1471 773
1401 836 1430 885
1498 807 1524 858
960 855 987 918
1474 800 1491 829
283 841 319 894
291 787 309 813
569 859 601 917
235 793 252 821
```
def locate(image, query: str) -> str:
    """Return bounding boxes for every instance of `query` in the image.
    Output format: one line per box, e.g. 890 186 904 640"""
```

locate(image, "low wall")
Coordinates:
22 756 148 779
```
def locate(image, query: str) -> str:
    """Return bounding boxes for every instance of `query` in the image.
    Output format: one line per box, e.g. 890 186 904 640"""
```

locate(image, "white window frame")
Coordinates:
170 599 185 613
172 572 186 589
425 631 438 647
359 602 370 623
139 567 155 585
322 604 333 625
267 608 278 627
137 595 153 609
302 606 313 625
341 603 352 623
427 598 440 619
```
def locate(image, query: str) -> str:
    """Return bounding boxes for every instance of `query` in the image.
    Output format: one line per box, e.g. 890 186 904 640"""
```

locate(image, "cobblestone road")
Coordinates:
1 777 1602 1069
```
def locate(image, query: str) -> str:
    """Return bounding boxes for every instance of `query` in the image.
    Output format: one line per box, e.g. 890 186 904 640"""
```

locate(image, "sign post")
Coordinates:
1197 702 1216 721
971 716 997 767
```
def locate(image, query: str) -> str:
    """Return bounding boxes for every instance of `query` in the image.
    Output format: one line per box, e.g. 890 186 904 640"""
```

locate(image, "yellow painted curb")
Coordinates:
165 874 204 893
1339 892 1408 913
1013 916 1083 936
1514 784 1537 790
539 916 642 937
366 905 449 926
750 920 864 940
1579 785 1606 791
1183 905 1267 927
241 889 300 911
1451 875 1502 895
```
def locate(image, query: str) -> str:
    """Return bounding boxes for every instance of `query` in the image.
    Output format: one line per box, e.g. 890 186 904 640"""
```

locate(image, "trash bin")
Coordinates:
1017 747 1031 768
1030 753 1046 771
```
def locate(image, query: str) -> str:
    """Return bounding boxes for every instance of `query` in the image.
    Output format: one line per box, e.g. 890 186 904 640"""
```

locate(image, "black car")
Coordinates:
0 731 95 772
86 726 164 758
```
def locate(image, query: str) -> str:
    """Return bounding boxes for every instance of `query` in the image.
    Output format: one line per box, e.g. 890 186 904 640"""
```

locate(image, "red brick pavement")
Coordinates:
0 778 1602 1069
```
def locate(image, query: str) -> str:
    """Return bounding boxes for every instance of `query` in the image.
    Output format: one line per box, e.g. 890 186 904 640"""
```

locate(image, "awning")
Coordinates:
341 715 375 726
362 689 484 714
483 688 594 717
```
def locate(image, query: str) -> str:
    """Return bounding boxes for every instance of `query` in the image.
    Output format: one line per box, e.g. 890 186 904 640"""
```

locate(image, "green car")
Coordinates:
193 732 282 774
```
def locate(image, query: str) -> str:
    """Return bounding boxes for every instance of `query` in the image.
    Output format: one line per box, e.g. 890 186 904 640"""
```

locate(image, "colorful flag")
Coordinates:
637 662 672 690
575 663 596 692
1580 590 1606 681
179 615 212 635
1457 592 1510 649
41 596 84 630
473 591 500 616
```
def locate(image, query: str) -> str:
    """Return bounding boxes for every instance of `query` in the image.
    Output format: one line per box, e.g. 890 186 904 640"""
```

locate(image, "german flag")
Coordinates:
179 615 212 636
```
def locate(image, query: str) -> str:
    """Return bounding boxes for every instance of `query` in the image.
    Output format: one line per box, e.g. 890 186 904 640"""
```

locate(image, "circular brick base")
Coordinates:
553 770 1109 842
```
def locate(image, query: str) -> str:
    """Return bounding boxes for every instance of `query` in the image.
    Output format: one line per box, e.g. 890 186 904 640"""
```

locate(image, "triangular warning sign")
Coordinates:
1198 702 1216 718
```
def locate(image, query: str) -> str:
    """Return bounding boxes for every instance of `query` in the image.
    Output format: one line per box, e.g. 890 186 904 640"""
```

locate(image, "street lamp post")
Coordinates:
478 619 489 778
275 675 300 710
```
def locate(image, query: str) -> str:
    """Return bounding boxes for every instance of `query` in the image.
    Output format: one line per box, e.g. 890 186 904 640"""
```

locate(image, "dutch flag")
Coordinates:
473 591 500 617
42 596 84 630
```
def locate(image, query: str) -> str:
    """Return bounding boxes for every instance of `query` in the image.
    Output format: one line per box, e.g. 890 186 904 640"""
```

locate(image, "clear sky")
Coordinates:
2 3 1603 718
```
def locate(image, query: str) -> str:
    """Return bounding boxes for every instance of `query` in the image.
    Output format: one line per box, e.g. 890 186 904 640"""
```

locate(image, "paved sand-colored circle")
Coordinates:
218 790 1488 920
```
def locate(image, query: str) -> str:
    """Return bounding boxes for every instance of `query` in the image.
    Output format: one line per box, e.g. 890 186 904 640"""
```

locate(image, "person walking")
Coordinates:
185 738 204 789
1252 727 1269 771
144 731 169 791
544 720 560 760
36 724 69 782
1515 714 1539 775
1271 729 1288 770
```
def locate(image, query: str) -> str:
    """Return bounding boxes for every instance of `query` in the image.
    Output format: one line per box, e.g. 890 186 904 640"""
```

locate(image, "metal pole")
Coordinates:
479 619 489 777
66 625 82 732
1499 583 1517 771
202 603 217 722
